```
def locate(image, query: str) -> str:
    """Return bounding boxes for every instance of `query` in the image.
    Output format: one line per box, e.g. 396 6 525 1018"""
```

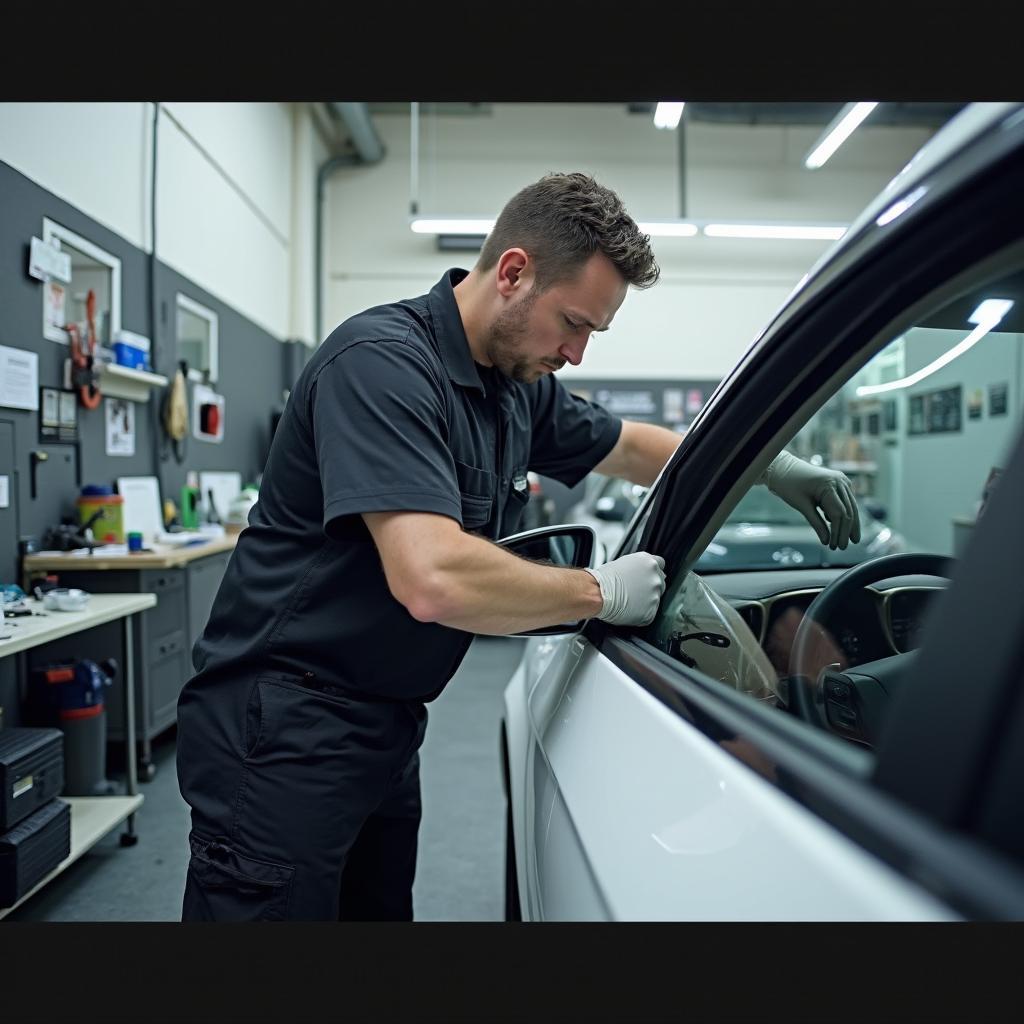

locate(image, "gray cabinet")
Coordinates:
186 550 231 656
44 550 231 778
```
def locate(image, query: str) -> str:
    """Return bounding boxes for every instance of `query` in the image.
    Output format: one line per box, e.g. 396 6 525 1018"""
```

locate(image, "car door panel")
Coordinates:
536 643 957 920
524 633 586 920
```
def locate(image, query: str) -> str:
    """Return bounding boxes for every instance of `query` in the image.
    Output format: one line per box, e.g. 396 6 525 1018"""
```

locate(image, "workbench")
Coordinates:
22 533 238 780
0 592 154 920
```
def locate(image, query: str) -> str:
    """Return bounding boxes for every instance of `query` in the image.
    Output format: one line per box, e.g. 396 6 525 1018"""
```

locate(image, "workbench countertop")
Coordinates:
23 532 239 571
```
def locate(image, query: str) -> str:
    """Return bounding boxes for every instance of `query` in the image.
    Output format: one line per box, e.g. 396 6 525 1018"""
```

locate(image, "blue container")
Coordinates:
112 341 147 370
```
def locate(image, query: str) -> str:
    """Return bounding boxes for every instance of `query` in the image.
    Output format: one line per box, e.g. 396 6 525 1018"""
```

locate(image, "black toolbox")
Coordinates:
0 728 65 831
0 798 71 908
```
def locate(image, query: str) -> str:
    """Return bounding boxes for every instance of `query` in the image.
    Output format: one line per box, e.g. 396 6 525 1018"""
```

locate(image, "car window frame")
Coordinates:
582 107 1024 917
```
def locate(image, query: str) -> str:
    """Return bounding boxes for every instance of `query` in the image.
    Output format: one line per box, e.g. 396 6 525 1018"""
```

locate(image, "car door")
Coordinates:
523 104 1024 920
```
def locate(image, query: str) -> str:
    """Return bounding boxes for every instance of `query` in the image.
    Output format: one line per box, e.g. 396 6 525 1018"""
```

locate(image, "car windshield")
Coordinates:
723 489 808 526
693 265 1023 574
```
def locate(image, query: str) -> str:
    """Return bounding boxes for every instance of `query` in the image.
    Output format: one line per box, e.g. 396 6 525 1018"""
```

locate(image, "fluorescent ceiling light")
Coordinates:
704 223 847 240
410 218 845 242
411 218 494 234
804 102 879 169
637 221 699 237
857 298 1014 396
654 102 685 129
969 298 1014 326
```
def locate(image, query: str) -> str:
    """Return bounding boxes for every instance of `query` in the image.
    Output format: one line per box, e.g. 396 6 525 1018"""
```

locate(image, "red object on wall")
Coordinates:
199 402 220 436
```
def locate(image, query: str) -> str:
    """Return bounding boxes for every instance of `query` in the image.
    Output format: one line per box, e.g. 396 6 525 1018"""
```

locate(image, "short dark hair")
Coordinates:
476 172 660 291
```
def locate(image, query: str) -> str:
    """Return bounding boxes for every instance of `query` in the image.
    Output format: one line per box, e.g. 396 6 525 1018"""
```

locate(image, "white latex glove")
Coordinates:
585 552 666 626
758 449 862 550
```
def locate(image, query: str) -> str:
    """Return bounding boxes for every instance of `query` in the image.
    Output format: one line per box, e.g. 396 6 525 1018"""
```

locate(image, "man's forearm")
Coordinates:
594 420 682 486
418 531 604 635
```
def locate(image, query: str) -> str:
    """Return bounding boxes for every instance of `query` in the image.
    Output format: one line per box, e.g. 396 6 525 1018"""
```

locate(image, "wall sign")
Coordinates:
0 344 39 411
568 378 720 430
592 388 657 417
967 389 984 420
989 382 1008 417
39 386 78 442
105 397 135 456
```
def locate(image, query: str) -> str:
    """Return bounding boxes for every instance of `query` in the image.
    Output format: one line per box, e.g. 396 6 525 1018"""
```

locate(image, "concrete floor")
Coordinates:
6 636 525 922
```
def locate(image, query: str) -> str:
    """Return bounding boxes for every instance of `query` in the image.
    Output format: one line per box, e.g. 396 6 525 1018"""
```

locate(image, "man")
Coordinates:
177 172 859 921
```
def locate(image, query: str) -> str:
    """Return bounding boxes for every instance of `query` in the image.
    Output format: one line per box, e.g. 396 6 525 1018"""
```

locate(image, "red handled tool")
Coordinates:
66 288 102 410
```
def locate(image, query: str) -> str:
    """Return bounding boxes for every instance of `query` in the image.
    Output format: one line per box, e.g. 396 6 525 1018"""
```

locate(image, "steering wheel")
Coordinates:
786 552 953 743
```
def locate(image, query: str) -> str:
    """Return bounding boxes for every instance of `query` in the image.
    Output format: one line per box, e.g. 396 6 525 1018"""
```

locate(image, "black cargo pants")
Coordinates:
176 670 428 921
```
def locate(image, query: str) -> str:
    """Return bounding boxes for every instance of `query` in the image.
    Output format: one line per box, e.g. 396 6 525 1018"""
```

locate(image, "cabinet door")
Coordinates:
148 629 189 736
187 552 230 656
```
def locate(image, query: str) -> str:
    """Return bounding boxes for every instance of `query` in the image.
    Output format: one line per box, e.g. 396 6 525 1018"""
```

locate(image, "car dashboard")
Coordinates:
707 569 947 675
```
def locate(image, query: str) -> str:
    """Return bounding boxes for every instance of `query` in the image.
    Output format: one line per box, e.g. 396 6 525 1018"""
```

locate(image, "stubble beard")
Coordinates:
483 291 546 384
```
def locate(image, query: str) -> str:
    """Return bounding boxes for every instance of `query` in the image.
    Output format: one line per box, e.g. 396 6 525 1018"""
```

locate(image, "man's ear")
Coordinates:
495 248 530 298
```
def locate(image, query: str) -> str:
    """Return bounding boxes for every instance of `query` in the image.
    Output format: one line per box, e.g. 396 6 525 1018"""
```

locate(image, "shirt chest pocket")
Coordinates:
502 468 530 534
454 459 496 531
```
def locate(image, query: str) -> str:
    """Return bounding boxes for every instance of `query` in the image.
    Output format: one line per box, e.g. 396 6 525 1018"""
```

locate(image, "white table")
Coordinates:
0 592 156 920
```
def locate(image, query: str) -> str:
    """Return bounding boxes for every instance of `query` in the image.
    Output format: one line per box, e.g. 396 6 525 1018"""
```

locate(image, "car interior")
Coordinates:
645 260 1024 750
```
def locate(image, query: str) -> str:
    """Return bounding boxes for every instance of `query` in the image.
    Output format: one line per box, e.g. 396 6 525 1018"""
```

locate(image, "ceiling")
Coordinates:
365 102 967 128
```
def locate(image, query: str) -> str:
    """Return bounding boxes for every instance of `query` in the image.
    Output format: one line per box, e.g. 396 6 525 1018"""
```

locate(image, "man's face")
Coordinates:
483 252 628 384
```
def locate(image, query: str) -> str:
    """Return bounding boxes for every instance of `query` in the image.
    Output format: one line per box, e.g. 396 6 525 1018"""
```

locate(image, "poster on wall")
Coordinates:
968 389 984 420
44 281 67 334
105 397 135 456
989 382 1008 416
662 388 684 424
908 386 962 435
593 388 657 417
0 344 39 411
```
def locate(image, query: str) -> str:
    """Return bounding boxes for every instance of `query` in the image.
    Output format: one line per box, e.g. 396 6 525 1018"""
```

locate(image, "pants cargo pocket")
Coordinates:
183 833 295 921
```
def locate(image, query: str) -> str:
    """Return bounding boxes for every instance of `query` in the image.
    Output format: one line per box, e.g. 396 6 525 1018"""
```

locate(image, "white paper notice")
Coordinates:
105 397 136 456
0 345 39 411
0 476 9 509
116 476 163 541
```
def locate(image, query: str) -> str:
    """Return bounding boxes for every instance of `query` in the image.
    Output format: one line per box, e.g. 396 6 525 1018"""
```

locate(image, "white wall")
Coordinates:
157 103 293 340
0 103 152 249
899 328 1024 554
0 102 324 343
324 104 936 378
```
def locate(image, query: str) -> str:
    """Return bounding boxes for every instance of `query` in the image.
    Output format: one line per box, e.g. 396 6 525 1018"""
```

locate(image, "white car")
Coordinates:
498 103 1024 920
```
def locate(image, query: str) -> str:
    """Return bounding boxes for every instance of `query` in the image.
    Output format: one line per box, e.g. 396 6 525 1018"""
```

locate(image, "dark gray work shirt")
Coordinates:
189 269 622 701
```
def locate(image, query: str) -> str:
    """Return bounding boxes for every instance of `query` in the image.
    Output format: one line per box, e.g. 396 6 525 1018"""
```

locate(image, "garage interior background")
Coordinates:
2 101 1020 920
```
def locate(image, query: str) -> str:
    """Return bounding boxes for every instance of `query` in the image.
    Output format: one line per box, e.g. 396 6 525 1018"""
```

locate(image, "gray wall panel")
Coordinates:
0 158 291 578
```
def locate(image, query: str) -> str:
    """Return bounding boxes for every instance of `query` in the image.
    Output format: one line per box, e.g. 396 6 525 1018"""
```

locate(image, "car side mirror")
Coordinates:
494 524 598 637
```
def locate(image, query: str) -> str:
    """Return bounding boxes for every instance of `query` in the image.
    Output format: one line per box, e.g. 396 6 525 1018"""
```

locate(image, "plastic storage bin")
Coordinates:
76 491 124 544
0 728 64 831
111 330 150 371
0 798 71 908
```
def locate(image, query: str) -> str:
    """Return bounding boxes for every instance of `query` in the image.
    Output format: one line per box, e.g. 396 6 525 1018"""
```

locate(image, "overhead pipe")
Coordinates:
315 104 385 344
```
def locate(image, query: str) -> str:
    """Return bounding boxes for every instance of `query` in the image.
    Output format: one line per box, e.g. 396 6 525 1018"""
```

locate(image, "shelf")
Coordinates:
830 461 878 473
96 362 167 403
0 793 144 920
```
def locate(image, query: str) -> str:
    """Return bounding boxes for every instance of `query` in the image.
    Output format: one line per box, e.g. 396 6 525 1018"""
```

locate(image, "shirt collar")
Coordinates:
428 268 487 394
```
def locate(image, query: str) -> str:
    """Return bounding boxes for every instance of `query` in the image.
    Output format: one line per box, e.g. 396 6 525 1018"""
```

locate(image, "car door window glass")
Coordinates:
650 259 1024 750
